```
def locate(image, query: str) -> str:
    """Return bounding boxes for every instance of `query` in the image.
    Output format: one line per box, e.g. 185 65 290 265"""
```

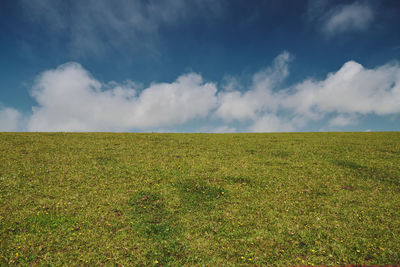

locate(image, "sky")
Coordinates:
1 0 400 132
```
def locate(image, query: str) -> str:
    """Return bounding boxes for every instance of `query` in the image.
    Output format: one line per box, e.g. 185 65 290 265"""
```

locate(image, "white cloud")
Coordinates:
322 2 374 36
0 106 23 131
328 114 358 127
221 75 242 92
198 125 237 133
283 61 400 117
28 62 217 131
248 114 294 133
215 51 291 122
213 126 237 133
4 51 400 132
216 51 400 132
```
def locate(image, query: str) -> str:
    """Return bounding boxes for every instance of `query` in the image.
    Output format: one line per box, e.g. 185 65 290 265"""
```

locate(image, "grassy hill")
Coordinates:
1 132 399 265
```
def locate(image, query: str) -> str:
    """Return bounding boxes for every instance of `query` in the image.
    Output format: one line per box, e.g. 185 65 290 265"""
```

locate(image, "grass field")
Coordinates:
1 132 399 265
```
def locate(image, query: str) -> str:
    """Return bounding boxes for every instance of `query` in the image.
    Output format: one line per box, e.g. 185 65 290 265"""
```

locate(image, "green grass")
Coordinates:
1 132 399 265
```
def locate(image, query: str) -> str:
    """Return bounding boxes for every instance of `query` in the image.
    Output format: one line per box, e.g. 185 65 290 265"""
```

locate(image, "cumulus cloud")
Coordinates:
283 61 400 116
215 51 400 132
215 51 291 122
328 114 358 127
28 63 217 131
4 51 400 132
0 106 24 131
248 114 294 133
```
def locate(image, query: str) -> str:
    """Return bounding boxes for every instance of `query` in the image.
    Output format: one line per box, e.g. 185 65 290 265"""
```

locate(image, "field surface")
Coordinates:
1 132 400 265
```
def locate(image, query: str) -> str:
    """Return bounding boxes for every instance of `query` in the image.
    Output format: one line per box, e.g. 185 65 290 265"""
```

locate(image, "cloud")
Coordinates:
28 63 217 131
215 51 400 132
198 125 237 133
215 51 291 122
307 1 374 37
213 126 237 133
248 114 294 133
323 2 374 36
18 0 225 56
4 51 400 132
328 114 358 127
0 106 24 131
283 61 400 117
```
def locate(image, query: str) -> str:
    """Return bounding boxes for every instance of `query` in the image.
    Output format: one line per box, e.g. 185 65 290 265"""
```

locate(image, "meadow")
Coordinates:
1 132 399 266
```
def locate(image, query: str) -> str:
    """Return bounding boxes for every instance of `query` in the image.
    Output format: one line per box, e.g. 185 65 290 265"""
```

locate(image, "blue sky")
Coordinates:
1 0 400 132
